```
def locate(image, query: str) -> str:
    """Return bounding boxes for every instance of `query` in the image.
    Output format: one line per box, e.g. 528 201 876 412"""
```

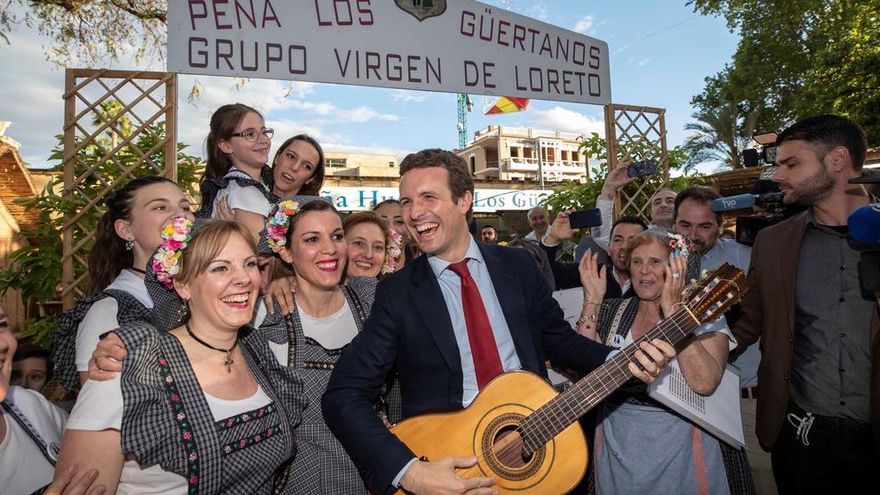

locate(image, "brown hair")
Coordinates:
175 220 257 286
201 103 262 206
674 186 722 226
399 149 474 201
777 114 867 171
272 134 326 196
343 211 389 244
283 200 340 245
89 176 179 294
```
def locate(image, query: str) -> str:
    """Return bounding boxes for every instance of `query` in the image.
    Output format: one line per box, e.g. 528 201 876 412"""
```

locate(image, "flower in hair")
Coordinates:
663 232 692 259
152 217 194 289
266 200 301 253
382 228 404 275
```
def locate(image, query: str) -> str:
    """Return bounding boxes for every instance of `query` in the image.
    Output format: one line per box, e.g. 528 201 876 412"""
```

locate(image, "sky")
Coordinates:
0 1 739 171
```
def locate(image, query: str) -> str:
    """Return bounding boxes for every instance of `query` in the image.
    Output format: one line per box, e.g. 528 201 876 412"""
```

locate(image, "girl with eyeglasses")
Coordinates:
197 103 277 240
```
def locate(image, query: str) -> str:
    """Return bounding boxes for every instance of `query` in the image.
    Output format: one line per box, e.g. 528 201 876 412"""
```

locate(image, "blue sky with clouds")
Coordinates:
0 1 738 170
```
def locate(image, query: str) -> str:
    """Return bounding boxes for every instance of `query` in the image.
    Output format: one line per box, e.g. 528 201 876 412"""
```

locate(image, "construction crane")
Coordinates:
457 93 473 149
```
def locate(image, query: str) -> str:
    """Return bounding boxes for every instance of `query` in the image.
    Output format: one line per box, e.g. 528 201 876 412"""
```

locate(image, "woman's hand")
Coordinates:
579 250 607 303
263 275 297 315
660 253 688 317
87 333 126 381
215 197 234 221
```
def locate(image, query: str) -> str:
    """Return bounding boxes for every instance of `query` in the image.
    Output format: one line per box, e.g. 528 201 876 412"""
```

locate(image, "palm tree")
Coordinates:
682 101 757 171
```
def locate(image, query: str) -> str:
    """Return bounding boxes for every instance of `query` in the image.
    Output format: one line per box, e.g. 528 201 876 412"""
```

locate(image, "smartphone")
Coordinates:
568 208 603 229
627 158 659 178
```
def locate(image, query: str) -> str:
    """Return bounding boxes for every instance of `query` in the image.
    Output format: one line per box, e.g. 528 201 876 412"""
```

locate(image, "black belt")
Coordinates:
741 386 758 399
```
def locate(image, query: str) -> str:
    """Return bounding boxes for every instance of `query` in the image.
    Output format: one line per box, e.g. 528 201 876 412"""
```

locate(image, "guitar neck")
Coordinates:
520 305 701 452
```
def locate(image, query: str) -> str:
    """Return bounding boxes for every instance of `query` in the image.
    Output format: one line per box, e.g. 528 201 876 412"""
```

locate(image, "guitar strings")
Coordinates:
454 272 742 479
452 306 703 479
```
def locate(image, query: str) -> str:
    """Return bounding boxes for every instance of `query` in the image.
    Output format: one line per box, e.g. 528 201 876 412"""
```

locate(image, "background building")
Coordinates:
456 125 590 185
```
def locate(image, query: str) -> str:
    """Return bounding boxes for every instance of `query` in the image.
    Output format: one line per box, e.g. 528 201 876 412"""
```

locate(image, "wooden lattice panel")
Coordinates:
61 69 177 308
603 104 668 222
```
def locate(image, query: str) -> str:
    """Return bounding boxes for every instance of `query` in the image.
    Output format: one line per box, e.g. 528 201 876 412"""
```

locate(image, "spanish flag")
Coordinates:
485 96 531 115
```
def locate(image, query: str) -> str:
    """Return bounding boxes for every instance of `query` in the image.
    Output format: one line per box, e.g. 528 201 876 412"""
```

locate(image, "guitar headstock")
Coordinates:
684 263 748 324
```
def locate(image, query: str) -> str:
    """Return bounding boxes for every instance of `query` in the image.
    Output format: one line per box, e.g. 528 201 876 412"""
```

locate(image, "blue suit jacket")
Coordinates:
322 243 613 495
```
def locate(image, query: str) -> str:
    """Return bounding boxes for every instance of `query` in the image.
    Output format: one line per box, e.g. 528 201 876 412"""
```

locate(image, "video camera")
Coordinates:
711 175 802 245
742 131 778 167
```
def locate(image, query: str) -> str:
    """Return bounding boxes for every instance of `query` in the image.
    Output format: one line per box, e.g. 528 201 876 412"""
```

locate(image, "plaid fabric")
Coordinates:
195 166 278 219
144 219 213 332
116 321 302 494
720 441 757 495
262 277 378 495
52 288 151 391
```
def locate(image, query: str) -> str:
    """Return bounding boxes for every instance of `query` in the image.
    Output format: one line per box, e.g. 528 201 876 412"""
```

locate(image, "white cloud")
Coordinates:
573 15 595 34
0 33 67 167
531 107 604 135
390 90 429 103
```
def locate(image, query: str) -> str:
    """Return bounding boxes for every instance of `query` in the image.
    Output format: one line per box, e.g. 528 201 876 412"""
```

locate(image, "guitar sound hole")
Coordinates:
492 426 531 468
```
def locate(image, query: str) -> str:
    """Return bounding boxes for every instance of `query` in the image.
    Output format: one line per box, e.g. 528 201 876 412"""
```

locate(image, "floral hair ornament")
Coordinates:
152 217 194 289
381 228 404 275
662 231 692 259
266 199 301 253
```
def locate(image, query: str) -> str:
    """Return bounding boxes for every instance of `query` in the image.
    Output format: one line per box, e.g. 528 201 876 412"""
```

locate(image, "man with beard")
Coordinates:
731 115 878 493
479 224 498 244
541 213 646 296
674 186 775 494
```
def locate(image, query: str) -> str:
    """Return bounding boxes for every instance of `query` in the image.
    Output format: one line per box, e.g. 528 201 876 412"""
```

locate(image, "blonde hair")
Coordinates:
175 220 257 285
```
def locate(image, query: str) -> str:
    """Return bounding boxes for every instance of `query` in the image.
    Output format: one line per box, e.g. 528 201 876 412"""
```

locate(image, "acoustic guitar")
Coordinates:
391 263 748 495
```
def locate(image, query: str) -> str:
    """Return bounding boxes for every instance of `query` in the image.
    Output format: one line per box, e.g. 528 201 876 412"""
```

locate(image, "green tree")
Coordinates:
689 0 880 144
0 116 199 348
1 0 166 64
682 98 756 170
543 132 695 219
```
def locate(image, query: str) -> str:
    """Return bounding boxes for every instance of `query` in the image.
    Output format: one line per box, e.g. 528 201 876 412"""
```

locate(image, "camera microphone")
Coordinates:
711 192 784 212
711 194 756 212
848 203 880 245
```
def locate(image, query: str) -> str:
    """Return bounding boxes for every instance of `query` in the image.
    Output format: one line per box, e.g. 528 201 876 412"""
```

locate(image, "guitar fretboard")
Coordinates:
519 306 701 453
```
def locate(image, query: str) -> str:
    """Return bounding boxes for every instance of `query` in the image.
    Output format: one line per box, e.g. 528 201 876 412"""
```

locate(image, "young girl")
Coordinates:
53 176 194 389
197 103 277 239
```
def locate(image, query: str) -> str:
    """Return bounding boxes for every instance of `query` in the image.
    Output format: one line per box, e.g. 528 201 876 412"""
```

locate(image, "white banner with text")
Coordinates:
168 0 611 104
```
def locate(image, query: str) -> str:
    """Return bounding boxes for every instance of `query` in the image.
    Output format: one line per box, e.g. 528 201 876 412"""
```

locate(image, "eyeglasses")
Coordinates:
230 128 274 142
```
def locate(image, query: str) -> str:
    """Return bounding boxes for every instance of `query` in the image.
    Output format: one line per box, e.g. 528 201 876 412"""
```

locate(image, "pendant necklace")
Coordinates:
185 322 238 372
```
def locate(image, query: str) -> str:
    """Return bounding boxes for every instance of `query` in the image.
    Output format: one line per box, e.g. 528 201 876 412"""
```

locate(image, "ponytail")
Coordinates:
88 176 177 294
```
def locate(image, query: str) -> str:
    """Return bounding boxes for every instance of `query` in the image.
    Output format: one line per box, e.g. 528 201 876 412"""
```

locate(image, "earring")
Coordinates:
125 239 134 251
177 299 189 320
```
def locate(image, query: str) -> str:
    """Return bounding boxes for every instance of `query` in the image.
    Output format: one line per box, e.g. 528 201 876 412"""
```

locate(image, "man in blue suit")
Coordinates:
323 149 675 495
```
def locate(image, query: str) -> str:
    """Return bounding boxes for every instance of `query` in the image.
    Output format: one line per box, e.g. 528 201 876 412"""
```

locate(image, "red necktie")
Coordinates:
447 260 504 389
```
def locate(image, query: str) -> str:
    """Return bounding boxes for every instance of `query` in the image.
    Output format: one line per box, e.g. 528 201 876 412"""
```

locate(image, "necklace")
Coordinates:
185 322 238 372
128 267 147 275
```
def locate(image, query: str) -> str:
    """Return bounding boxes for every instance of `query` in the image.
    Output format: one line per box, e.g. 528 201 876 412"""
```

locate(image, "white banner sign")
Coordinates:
320 186 551 212
168 0 611 104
